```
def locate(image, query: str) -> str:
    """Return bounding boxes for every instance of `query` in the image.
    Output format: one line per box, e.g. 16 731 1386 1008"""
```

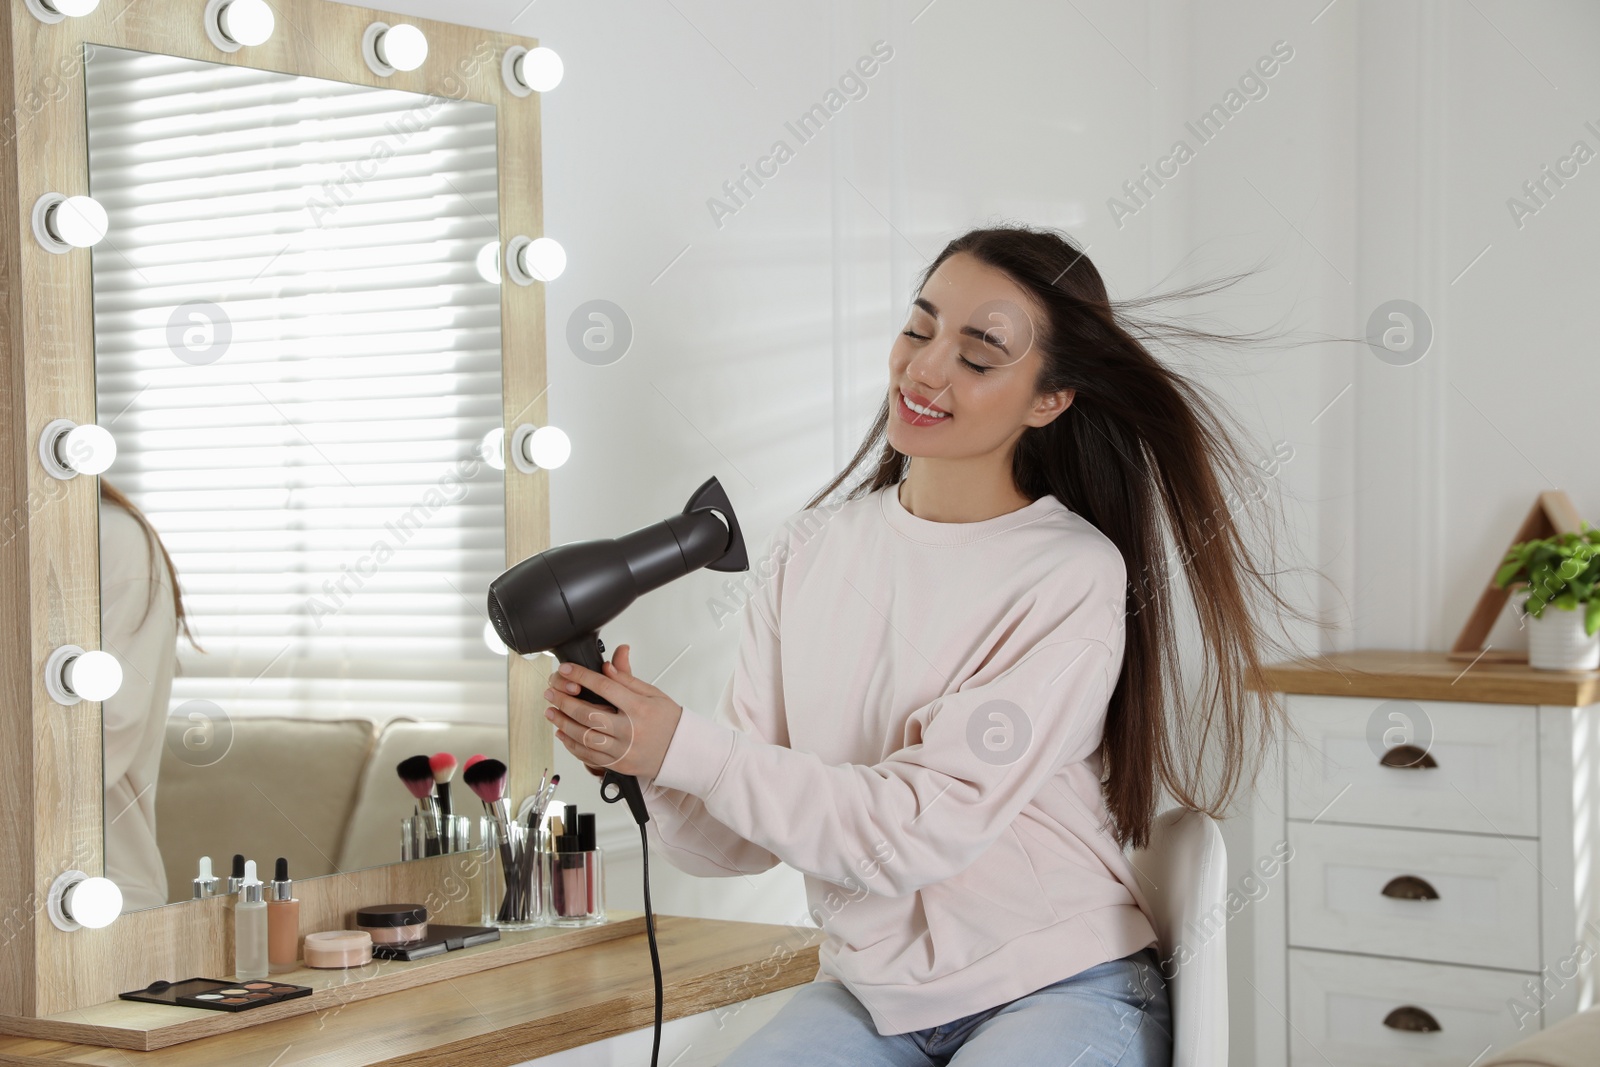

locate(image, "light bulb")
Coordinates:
479 427 506 470
377 24 428 71
39 419 117 480
219 0 274 46
526 425 571 470
483 620 508 656
64 878 122 929
476 241 501 284
65 650 122 702
47 195 108 248
517 47 563 92
519 237 566 282
48 871 123 932
60 423 116 475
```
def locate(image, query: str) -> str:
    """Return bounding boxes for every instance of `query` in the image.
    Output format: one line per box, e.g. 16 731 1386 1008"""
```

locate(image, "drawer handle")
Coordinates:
1382 1005 1442 1033
1381 874 1440 900
1379 744 1437 769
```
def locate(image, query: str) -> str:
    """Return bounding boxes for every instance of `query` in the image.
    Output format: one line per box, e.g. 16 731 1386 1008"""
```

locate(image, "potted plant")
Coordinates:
1493 522 1600 670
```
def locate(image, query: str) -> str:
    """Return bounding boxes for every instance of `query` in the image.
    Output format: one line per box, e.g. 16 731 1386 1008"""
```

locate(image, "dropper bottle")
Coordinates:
267 858 300 974
234 860 268 981
192 856 219 900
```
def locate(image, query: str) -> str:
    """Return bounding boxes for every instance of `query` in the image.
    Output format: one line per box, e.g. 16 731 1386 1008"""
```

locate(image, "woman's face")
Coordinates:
887 251 1074 460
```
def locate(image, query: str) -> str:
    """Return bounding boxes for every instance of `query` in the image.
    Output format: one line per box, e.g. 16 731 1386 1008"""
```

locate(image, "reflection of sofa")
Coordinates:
154 717 508 905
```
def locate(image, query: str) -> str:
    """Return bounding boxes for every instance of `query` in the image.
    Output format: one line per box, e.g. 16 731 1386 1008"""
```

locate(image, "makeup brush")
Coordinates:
514 774 559 905
397 755 439 856
464 758 518 920
533 773 562 846
430 752 457 817
463 757 510 825
538 773 561 820
430 752 458 850
513 767 553 828
523 792 542 911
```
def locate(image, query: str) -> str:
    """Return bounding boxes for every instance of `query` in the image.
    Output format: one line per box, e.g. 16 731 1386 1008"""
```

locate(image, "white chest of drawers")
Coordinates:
1243 651 1600 1067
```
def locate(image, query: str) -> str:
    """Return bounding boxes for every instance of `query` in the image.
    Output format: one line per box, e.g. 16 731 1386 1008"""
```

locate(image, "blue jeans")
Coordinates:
721 945 1172 1066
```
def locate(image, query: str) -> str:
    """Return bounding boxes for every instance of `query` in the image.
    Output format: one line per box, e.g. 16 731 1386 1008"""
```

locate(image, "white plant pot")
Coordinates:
1521 592 1600 671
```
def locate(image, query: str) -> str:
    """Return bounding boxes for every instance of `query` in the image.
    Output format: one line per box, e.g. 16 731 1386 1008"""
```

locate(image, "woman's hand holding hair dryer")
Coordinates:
544 643 684 782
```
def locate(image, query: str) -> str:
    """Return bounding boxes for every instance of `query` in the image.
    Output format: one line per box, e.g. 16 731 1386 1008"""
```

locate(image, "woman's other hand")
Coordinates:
544 643 684 781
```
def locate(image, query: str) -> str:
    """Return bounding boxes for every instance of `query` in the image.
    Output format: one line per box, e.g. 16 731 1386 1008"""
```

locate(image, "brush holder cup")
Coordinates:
400 813 472 861
479 818 548 930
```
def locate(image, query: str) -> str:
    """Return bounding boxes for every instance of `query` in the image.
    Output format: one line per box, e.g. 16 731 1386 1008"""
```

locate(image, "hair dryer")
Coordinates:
486 475 749 827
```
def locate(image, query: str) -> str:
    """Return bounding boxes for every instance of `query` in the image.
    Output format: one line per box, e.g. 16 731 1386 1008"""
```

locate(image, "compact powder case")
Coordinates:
354 903 428 945
119 977 314 1012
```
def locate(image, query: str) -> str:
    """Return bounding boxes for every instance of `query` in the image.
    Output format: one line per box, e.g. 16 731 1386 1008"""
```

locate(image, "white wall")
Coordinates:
339 0 1600 1060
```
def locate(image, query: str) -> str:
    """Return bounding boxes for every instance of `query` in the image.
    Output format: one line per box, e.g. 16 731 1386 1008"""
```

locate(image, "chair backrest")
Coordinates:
1128 807 1229 1067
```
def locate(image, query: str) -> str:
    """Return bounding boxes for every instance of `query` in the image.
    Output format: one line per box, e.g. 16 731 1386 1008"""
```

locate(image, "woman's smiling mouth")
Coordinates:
898 389 951 426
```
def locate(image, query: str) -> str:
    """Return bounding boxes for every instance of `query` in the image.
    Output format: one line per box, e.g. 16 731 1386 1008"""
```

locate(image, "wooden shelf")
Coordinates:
0 914 652 1052
0 915 821 1066
1256 648 1600 706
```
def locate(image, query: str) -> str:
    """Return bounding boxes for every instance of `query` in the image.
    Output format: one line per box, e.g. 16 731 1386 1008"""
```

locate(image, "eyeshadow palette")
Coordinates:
119 977 314 1012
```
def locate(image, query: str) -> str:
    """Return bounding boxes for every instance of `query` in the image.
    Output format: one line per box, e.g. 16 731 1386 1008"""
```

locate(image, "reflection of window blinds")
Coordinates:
86 48 507 727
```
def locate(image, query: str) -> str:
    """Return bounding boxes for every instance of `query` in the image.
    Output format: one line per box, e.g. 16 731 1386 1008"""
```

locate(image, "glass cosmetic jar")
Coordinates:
544 844 605 926
480 818 547 930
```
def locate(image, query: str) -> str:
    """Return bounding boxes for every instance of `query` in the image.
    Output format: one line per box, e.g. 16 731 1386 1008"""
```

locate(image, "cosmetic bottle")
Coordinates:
192 855 219 900
268 857 300 973
227 853 246 896
234 861 268 981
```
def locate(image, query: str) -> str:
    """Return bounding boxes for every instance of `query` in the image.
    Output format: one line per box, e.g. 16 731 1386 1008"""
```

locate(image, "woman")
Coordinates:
101 478 201 910
543 225 1316 1065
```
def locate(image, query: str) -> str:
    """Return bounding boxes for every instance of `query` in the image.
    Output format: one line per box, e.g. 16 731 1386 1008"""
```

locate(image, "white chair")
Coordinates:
1128 807 1229 1067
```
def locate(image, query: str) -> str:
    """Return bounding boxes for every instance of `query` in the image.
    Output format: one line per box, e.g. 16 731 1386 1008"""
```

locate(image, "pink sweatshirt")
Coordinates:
639 482 1159 1036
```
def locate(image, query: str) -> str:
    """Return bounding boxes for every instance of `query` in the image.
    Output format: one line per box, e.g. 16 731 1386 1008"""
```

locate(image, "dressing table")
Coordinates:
0 0 809 1061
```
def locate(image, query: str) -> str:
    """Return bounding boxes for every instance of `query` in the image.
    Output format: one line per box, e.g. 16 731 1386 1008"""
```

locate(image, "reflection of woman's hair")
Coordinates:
808 224 1333 851
99 478 204 653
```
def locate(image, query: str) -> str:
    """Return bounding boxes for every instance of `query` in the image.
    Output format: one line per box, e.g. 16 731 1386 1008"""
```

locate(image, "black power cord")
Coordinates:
596 786 662 1067
639 822 663 1067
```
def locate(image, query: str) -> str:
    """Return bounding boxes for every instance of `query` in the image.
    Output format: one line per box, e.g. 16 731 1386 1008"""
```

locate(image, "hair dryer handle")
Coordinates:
553 633 651 827
601 770 650 827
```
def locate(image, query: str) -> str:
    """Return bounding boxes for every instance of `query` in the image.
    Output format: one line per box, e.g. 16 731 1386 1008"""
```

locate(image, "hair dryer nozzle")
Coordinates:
485 476 749 657
683 476 747 573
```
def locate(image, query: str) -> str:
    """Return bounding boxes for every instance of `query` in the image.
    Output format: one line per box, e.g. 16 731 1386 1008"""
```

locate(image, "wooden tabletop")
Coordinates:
0 916 822 1066
1257 648 1600 706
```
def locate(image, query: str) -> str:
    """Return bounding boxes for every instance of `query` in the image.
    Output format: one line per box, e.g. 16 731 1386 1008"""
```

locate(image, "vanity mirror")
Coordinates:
85 43 510 912
0 0 561 1023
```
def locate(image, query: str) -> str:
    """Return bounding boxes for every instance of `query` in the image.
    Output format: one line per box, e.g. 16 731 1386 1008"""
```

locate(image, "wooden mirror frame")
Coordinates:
0 0 554 1020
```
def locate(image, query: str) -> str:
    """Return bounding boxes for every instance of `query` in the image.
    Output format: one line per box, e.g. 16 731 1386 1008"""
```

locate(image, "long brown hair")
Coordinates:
805 224 1328 850
99 478 204 653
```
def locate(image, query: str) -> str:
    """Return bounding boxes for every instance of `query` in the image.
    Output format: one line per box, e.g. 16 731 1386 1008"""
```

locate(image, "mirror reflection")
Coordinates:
87 45 511 911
